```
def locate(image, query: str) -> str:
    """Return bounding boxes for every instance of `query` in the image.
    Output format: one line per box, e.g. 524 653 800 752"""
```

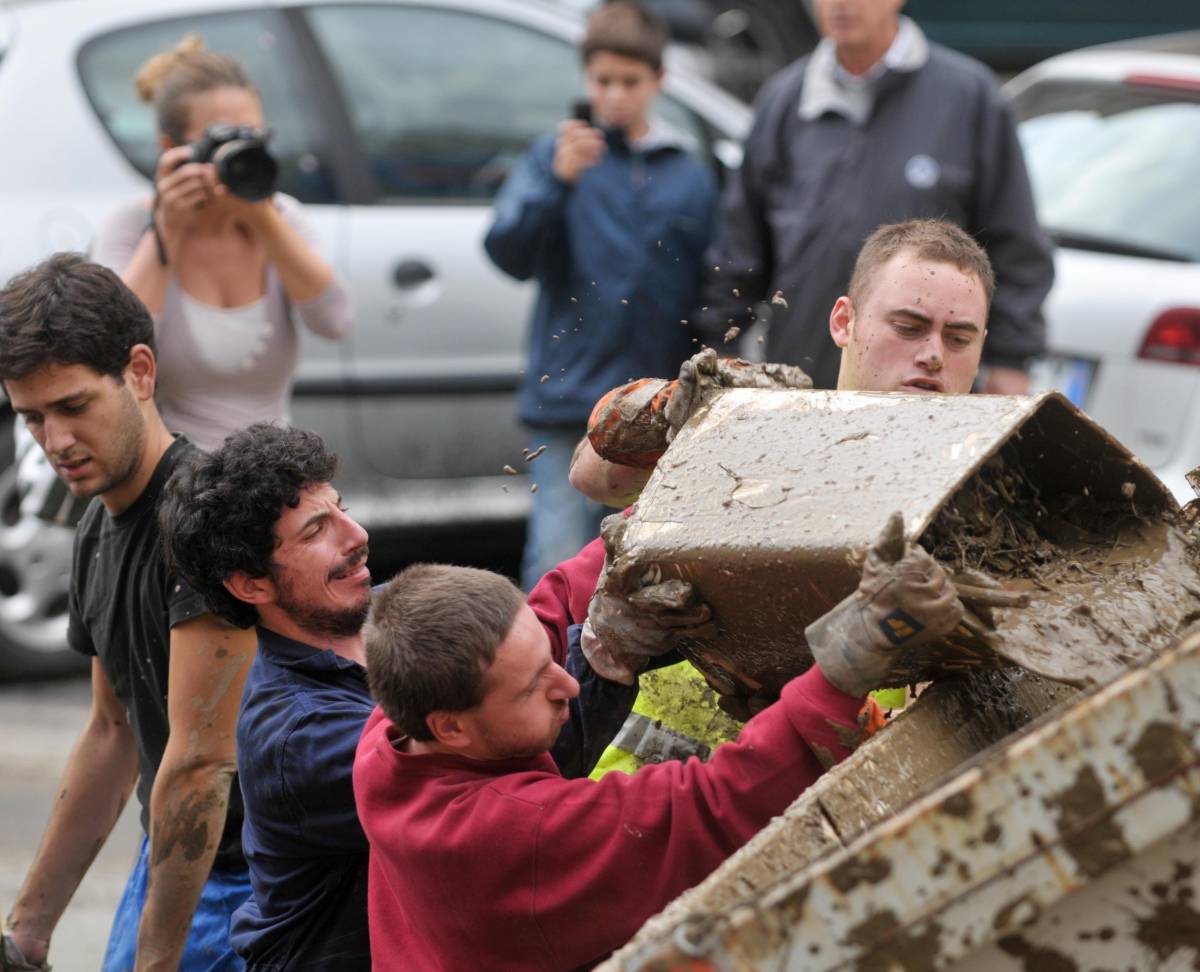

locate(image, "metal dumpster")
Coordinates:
600 627 1200 972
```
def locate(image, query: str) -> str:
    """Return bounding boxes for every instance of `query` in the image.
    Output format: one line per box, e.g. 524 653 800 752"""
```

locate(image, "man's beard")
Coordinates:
273 548 372 640
477 707 565 761
73 387 145 499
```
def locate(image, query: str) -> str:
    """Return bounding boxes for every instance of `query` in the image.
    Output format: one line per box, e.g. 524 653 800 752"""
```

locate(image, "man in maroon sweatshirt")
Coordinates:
353 513 965 970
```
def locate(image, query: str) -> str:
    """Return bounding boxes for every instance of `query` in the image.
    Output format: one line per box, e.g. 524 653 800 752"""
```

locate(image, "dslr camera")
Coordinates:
189 124 278 201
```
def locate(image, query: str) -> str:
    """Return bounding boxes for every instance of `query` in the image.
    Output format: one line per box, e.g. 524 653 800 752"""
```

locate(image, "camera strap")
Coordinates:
147 196 169 267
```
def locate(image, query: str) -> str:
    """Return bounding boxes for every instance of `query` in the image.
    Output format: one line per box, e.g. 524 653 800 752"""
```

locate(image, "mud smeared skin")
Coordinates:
150 786 220 867
829 855 892 894
1130 721 1196 783
1049 765 1132 879
997 934 1080 972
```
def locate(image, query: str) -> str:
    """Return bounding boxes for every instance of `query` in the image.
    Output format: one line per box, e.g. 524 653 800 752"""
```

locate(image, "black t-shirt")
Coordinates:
68 436 244 870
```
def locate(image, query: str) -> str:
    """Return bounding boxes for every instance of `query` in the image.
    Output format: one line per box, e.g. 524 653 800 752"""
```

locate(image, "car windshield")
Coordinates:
1013 78 1200 262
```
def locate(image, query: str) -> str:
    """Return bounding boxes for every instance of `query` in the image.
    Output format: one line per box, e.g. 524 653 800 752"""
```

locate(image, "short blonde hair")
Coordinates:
847 219 995 308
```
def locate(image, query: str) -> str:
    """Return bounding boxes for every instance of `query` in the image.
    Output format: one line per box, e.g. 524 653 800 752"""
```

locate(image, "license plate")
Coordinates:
1028 355 1096 407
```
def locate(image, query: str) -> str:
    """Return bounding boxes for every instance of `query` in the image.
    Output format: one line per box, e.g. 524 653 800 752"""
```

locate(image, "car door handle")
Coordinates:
393 259 435 289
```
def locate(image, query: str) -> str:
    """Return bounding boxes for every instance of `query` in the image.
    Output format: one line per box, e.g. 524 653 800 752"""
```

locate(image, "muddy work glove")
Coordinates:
587 348 812 468
1 933 50 972
582 515 716 685
806 512 964 698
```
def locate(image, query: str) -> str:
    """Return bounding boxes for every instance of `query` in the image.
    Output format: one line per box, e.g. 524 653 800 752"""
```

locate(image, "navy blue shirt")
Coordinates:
230 628 374 971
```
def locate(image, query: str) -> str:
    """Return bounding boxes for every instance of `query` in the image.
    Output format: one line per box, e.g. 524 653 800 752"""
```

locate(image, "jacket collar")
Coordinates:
799 16 929 125
257 625 365 677
604 116 697 156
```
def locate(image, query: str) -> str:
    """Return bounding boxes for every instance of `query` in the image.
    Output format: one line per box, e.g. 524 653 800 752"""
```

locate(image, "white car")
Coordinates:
1007 33 1200 500
0 0 750 676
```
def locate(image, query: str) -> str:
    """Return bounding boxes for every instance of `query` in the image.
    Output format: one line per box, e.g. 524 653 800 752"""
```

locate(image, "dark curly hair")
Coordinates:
0 252 155 383
160 423 337 628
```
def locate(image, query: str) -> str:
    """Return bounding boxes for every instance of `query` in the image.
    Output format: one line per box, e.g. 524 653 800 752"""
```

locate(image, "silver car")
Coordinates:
1009 33 1200 501
0 0 750 676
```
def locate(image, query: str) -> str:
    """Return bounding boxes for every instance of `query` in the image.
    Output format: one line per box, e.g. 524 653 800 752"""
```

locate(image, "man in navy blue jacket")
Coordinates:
158 423 684 969
484 0 717 590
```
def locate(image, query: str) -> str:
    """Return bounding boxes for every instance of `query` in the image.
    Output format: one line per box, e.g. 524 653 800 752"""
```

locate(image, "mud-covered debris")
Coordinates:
771 290 788 307
525 445 547 462
502 464 518 475
908 443 1193 688
723 326 741 344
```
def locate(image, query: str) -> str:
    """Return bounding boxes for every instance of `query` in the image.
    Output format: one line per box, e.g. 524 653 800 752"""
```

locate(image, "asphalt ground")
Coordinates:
1 675 141 970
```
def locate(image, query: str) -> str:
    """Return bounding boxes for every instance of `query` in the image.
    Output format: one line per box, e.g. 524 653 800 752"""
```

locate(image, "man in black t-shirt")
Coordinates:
0 254 256 972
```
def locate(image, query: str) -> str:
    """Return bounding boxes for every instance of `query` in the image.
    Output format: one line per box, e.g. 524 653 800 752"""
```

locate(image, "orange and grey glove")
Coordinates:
581 514 716 685
587 348 813 468
806 512 964 698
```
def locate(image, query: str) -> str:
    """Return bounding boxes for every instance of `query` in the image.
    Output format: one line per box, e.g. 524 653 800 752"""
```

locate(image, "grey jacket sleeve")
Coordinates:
971 84 1055 370
692 76 796 343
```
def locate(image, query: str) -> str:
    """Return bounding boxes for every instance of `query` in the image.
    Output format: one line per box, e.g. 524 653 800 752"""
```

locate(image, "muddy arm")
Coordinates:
568 436 654 508
135 616 255 972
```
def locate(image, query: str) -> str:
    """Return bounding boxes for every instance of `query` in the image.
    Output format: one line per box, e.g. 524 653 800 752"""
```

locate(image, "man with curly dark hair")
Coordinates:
159 422 658 970
0 253 255 972
159 422 374 970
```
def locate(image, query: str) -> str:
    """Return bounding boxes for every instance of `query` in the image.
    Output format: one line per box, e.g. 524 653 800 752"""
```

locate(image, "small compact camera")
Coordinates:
189 124 278 201
571 99 594 126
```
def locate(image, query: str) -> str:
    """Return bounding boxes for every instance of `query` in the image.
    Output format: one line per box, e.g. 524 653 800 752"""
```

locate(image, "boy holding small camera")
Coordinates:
484 0 718 590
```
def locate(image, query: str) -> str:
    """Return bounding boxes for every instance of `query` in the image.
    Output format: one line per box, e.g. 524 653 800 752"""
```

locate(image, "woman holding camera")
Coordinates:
92 36 351 451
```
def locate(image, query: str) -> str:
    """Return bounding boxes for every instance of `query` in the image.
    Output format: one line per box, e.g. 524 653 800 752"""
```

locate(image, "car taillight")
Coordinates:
1138 308 1200 365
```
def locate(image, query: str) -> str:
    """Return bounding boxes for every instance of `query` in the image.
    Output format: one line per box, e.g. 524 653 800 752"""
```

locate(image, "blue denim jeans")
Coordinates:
520 426 609 591
101 837 252 972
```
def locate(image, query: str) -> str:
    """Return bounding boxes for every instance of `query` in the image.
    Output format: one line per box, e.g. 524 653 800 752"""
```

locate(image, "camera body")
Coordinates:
189 124 278 202
571 99 593 126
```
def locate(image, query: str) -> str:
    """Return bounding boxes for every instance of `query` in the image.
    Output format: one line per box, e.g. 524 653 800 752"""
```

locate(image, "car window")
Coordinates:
304 2 711 202
77 10 338 204
1013 79 1200 262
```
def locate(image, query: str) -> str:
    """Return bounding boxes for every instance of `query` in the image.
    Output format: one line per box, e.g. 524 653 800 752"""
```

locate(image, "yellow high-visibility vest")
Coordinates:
590 661 743 778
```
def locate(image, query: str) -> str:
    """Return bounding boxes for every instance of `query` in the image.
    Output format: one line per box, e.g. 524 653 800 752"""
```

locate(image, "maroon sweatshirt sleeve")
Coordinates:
512 664 865 969
526 536 605 666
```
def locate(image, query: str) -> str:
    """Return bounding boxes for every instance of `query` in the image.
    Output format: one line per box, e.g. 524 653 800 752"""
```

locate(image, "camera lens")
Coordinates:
212 140 279 201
